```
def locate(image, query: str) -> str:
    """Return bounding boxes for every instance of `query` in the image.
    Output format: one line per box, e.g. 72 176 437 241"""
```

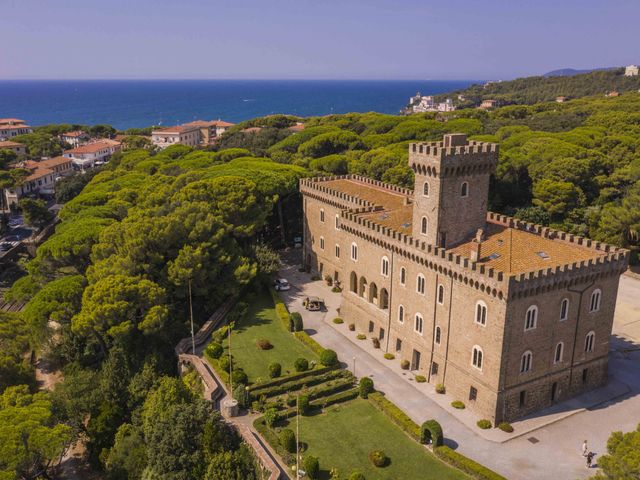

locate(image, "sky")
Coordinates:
1 0 639 80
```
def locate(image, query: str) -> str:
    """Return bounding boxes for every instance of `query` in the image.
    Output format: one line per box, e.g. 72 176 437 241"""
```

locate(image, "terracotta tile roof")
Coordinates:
449 221 606 274
152 125 199 134
61 130 87 137
211 120 234 127
38 156 73 169
0 141 25 148
0 118 26 125
65 140 121 154
288 123 305 132
0 124 31 130
323 179 408 210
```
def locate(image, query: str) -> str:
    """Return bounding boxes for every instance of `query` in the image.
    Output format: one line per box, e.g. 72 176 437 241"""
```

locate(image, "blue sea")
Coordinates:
0 80 477 130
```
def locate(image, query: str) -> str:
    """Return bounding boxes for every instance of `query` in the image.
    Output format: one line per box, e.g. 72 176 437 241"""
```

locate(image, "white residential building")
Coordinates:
0 118 32 141
151 125 201 149
0 141 27 156
63 139 122 170
60 130 90 147
4 156 74 208
624 65 639 76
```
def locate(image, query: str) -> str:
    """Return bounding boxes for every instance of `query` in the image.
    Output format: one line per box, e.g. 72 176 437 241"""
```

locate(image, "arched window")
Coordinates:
350 272 357 293
380 288 389 309
416 274 426 295
421 216 428 235
381 256 390 277
435 326 441 345
423 182 430 197
437 285 444 305
398 305 404 323
584 331 595 352
335 214 340 230
461 182 469 197
472 346 483 370
560 298 569 321
475 301 487 326
319 236 325 250
414 313 423 334
554 342 564 364
525 305 538 331
335 244 340 258
400 267 406 285
520 351 533 373
589 289 601 312
320 208 325 223
351 242 358 261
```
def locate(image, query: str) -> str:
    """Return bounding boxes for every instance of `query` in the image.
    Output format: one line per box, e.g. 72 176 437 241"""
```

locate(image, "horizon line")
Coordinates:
0 77 489 82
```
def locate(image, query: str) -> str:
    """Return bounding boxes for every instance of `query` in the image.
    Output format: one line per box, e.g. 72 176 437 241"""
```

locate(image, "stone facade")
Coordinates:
301 134 628 423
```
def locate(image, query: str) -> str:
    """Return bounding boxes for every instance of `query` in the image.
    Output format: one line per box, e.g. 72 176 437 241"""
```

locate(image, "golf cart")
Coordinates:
303 296 324 311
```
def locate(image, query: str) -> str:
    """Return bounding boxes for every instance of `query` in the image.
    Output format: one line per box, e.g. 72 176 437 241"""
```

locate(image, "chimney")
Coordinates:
470 239 482 262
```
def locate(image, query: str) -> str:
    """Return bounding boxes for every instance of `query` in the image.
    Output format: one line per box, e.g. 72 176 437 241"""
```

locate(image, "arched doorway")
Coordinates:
359 276 368 298
350 272 358 293
369 282 378 305
380 288 389 309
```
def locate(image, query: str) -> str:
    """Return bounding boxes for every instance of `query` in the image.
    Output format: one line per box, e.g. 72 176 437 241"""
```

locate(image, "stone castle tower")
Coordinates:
410 133 499 248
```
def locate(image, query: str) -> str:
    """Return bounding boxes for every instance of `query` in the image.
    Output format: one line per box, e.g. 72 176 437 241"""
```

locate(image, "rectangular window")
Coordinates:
320 237 325 250
469 386 477 401
395 338 402 352
519 390 526 408
582 368 588 384
335 245 340 258
431 362 439 375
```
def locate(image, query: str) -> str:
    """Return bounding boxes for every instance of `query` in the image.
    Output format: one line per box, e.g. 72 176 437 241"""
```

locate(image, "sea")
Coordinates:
0 80 477 130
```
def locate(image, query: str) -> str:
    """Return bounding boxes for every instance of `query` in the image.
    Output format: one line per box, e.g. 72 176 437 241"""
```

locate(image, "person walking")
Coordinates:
586 452 595 468
582 440 588 457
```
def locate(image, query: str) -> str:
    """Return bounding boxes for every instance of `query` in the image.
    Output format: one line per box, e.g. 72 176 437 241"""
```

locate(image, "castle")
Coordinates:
300 133 628 422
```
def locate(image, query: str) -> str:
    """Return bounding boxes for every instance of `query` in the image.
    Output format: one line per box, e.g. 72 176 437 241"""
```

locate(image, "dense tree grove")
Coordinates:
2 89 640 478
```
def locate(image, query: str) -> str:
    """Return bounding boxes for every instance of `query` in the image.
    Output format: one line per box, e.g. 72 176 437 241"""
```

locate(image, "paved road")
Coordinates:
278 260 640 480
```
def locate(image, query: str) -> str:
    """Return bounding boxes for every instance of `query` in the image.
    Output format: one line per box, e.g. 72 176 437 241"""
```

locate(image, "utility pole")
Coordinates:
189 278 195 355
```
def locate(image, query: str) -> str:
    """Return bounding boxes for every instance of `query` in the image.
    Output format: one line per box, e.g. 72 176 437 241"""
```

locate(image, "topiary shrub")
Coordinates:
320 349 338 367
333 317 344 324
400 360 410 370
372 337 380 348
383 353 395 360
233 383 249 408
291 312 304 332
451 400 465 409
256 338 273 350
415 375 426 383
359 377 374 399
356 334 366 340
232 369 248 386
498 422 514 433
298 394 311 415
324 274 333 286
368 450 388 468
205 342 223 359
332 286 342 293
219 355 231 372
348 472 366 480
435 383 446 394
420 419 444 446
348 323 355 331
294 357 309 372
279 428 296 453
304 455 319 479
477 419 492 429
268 362 282 378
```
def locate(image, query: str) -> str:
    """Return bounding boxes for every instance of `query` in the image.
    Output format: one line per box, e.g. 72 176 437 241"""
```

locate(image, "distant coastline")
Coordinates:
0 79 477 129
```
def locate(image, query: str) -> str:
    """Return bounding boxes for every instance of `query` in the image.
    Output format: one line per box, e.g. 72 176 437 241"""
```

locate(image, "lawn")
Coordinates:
284 398 467 480
225 289 319 383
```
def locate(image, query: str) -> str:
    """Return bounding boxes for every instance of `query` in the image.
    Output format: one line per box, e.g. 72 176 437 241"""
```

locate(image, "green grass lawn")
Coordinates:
284 398 467 480
225 289 319 383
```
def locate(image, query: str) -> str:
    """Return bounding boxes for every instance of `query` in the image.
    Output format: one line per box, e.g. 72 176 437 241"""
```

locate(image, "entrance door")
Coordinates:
411 349 421 371
551 382 558 402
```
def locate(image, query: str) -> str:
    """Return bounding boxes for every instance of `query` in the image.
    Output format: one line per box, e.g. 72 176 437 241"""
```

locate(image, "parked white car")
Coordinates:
274 278 291 291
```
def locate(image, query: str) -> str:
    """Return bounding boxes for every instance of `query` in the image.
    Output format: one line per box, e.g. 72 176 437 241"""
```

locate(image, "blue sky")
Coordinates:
1 0 638 80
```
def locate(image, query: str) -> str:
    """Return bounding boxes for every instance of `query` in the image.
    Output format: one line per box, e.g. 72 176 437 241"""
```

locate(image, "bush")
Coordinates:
205 342 223 359
372 337 380 348
298 394 311 415
348 472 366 480
324 274 333 286
290 311 304 332
233 383 250 408
268 362 282 378
359 377 374 399
400 360 410 370
435 383 446 394
304 455 319 479
421 419 444 446
434 446 507 480
219 355 231 372
294 357 309 372
498 422 514 433
333 317 344 324
320 349 338 367
279 428 296 453
368 392 421 441
256 338 273 350
332 286 342 293
477 419 492 429
415 375 426 383
288 315 295 332
294 331 325 356
232 369 248 386
356 334 366 340
383 353 395 360
451 400 465 409
368 450 388 468
348 323 355 331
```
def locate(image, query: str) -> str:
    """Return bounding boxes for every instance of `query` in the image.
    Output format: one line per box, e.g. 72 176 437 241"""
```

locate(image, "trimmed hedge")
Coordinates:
383 353 395 360
290 311 304 332
203 351 230 386
421 420 443 447
279 428 297 453
415 375 427 383
254 418 294 465
435 383 446 394
304 455 320 479
268 362 281 378
277 388 360 420
294 357 309 372
249 368 344 398
451 400 466 409
320 349 339 366
205 342 223 359
356 334 367 340
298 394 311 415
359 377 374 399
270 287 291 330
333 317 344 324
477 419 492 429
248 365 337 392
294 331 325 356
368 392 421 442
498 422 514 433
434 446 507 480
